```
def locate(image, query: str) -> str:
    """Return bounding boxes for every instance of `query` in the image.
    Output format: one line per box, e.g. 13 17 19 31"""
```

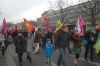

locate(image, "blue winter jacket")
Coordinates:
43 43 54 57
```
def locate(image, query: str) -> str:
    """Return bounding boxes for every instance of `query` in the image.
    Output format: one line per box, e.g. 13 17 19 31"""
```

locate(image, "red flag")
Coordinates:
23 18 35 32
44 17 49 22
2 18 8 33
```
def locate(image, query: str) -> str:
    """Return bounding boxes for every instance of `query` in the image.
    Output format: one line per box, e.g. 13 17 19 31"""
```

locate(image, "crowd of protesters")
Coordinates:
0 24 100 66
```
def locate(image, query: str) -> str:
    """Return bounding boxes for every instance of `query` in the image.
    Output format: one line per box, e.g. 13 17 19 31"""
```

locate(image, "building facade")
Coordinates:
37 0 100 30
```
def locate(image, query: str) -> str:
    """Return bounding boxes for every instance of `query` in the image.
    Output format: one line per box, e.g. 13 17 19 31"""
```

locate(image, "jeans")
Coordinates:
45 56 51 65
57 48 67 66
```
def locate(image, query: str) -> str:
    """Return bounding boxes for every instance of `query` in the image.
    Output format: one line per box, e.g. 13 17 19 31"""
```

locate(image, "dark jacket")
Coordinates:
34 31 42 43
13 35 27 53
55 31 70 48
73 34 81 48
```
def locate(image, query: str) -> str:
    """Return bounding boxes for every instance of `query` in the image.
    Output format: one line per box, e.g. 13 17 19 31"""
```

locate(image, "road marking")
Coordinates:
69 55 100 66
51 62 57 66
51 54 100 66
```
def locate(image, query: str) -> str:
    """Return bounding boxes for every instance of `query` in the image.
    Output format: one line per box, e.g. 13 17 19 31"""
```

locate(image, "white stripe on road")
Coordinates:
51 62 57 66
51 55 100 66
69 55 100 66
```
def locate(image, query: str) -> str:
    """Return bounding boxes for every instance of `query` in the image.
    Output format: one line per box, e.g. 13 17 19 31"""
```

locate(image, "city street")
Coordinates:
4 38 100 66
0 0 100 66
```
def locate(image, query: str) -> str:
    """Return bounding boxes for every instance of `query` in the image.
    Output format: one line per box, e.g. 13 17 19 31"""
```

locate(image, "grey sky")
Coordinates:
0 0 79 25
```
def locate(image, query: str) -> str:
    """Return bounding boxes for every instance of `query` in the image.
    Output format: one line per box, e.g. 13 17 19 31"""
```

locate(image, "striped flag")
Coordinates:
23 18 35 32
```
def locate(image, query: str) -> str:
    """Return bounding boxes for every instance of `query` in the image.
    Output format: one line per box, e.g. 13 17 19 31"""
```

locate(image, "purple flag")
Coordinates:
2 18 8 33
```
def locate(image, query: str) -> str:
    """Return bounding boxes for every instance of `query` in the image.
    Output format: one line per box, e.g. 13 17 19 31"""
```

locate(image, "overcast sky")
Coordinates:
0 0 80 25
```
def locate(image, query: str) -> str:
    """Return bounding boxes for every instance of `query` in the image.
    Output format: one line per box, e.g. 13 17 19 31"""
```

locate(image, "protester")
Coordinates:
33 28 42 54
55 24 69 66
42 29 48 48
46 28 53 44
4 33 13 51
73 32 81 59
13 31 31 66
43 38 54 66
84 30 95 61
0 32 5 56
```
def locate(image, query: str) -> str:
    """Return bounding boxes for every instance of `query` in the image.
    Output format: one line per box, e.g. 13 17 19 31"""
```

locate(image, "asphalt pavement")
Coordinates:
1 38 100 66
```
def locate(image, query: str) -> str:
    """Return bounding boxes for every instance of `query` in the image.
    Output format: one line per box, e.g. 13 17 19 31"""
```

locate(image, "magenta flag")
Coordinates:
2 18 8 33
44 17 49 22
79 16 85 33
75 16 85 35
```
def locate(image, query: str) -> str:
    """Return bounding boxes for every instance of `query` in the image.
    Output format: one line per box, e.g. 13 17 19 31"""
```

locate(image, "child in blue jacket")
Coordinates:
43 38 54 66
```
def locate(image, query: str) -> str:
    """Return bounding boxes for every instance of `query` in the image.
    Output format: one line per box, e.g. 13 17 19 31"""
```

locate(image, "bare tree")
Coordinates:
78 0 100 26
49 0 70 24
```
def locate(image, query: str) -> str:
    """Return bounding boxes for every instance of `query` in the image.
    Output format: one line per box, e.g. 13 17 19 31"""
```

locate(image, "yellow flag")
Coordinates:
54 20 62 33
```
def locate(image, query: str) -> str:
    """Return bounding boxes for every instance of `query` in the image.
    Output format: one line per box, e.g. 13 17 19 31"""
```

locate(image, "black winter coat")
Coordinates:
13 35 27 53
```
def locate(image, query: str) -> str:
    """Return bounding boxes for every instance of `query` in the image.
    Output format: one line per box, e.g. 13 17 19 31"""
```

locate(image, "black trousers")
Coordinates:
18 52 23 63
17 51 31 63
1 47 5 56
84 46 94 61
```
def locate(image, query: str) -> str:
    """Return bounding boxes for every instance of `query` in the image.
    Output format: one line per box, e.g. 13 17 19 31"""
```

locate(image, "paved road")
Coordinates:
6 38 100 66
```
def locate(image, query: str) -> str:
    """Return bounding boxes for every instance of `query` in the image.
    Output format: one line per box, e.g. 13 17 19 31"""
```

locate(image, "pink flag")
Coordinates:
2 18 8 33
79 16 85 33
75 16 85 35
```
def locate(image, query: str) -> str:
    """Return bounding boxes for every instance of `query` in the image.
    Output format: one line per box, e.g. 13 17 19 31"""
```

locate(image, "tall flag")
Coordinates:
54 20 62 33
44 17 49 31
44 17 49 22
23 18 35 32
2 18 8 33
45 23 49 31
75 16 85 35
